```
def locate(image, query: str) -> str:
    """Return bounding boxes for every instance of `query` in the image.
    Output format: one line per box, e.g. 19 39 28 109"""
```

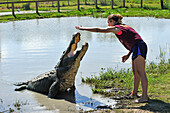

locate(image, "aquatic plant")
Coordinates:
82 67 134 97
0 99 27 113
13 99 29 111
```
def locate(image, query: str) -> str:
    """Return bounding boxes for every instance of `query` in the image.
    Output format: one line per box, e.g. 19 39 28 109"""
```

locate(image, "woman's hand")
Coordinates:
122 54 129 63
75 26 82 30
122 51 131 63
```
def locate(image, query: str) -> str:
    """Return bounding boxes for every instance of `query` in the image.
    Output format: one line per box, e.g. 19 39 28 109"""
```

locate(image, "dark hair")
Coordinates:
108 14 123 24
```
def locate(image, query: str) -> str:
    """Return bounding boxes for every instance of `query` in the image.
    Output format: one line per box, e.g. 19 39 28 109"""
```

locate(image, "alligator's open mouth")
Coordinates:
55 32 88 69
67 32 81 57
67 32 88 60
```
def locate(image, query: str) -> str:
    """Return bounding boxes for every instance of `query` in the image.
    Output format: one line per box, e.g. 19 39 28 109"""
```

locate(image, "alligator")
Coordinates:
14 32 88 98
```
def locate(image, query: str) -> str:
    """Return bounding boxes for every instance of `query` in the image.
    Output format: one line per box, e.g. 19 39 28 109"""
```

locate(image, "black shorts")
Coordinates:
131 40 147 60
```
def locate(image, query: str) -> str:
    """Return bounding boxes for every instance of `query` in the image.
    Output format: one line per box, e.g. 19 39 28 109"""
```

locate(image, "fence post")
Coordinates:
123 0 125 7
57 0 60 12
111 0 113 9
36 2 40 16
141 0 143 8
12 3 16 18
95 0 98 9
7 0 9 8
160 0 164 9
77 0 80 11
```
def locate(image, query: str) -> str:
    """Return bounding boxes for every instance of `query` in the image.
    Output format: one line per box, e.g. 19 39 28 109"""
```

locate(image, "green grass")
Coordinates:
0 0 170 22
82 58 170 103
0 0 169 11
0 8 170 23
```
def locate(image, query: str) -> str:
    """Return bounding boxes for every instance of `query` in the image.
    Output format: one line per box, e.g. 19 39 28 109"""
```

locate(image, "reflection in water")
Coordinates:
36 19 39 26
0 36 1 60
32 89 116 112
75 90 116 111
32 90 77 113
0 17 170 112
168 44 170 57
12 21 16 31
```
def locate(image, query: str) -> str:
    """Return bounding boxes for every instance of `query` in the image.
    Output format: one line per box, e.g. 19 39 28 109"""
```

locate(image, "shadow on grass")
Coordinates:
128 99 170 112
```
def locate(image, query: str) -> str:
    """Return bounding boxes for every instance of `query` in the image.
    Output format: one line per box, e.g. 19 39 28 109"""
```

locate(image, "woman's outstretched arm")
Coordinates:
75 26 120 34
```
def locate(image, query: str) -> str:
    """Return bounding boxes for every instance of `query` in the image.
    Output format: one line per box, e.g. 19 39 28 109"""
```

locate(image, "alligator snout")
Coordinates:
67 32 81 57
73 32 81 38
73 32 81 44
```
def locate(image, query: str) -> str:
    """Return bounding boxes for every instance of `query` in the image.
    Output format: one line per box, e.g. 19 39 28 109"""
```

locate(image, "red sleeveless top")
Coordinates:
115 24 143 51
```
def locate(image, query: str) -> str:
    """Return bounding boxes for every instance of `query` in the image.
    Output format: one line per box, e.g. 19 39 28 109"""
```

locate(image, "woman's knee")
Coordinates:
134 56 146 76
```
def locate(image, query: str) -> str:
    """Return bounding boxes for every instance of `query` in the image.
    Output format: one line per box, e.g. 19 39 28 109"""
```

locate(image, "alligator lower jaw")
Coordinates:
74 42 88 60
77 42 88 52
68 41 88 58
84 42 88 46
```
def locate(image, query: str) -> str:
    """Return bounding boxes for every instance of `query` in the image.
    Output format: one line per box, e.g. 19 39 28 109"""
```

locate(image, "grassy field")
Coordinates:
82 58 170 112
0 0 170 11
82 59 170 101
0 0 169 23
0 7 170 23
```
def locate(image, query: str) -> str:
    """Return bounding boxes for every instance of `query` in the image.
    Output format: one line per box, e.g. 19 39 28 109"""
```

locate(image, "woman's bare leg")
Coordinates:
134 55 148 102
131 60 140 96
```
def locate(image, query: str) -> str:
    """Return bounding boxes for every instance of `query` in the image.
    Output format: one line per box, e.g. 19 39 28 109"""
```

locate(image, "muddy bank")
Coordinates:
0 80 117 113
0 80 78 113
117 99 170 113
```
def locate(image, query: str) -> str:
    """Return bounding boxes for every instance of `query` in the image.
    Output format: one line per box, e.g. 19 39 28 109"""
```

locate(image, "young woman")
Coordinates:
75 14 148 103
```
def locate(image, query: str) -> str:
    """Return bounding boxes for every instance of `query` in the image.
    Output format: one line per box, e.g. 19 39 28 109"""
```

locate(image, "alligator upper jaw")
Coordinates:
66 32 88 60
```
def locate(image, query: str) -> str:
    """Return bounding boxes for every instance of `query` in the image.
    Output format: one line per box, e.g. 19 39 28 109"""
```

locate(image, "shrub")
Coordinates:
23 3 31 10
164 2 170 9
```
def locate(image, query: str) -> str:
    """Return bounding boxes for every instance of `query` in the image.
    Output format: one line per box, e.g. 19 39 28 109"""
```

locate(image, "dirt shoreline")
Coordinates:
81 87 170 113
1 89 170 113
84 98 170 113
